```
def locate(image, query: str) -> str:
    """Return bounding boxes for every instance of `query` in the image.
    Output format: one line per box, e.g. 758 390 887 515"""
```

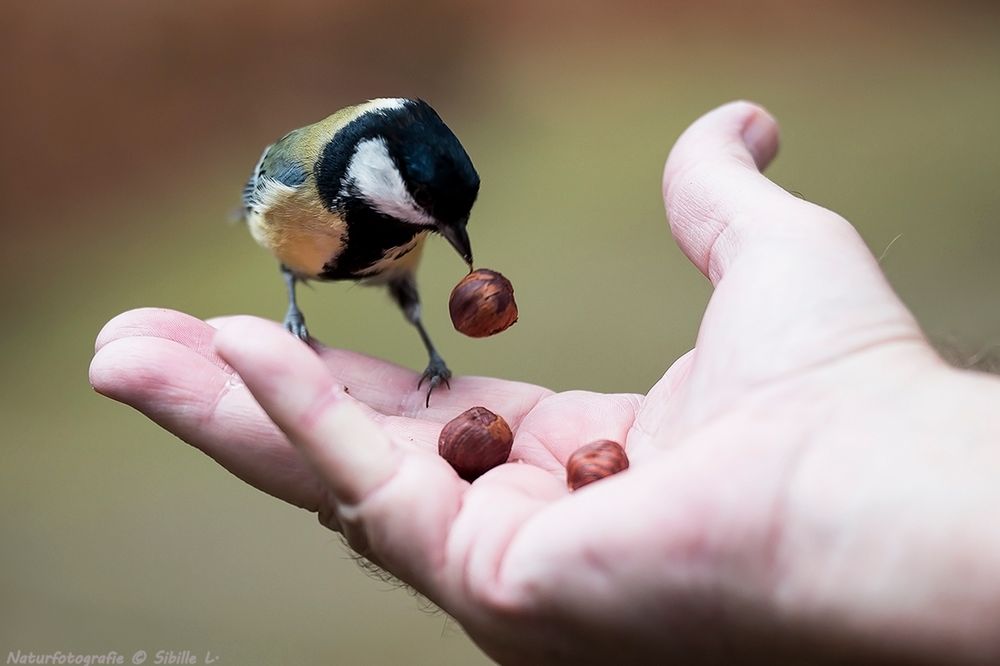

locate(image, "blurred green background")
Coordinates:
2 1 999 664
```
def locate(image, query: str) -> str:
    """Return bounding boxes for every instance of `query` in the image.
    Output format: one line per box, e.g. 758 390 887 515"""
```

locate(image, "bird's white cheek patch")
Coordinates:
347 138 435 226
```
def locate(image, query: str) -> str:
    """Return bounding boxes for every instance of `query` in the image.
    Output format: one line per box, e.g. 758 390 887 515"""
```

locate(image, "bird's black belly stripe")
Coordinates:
319 199 423 280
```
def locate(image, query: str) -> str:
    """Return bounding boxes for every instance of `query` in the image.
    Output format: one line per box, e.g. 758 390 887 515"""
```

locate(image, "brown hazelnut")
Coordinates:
566 440 629 490
438 406 514 481
449 268 518 338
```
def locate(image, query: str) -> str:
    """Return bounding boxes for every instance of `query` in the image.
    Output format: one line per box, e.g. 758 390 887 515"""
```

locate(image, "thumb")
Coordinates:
664 100 782 281
662 102 930 402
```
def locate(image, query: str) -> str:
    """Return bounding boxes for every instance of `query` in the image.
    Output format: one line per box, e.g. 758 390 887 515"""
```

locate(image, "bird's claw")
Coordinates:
283 311 309 342
418 357 452 407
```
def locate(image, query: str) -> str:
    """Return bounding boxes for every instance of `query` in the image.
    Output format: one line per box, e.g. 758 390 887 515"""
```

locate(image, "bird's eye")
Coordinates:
411 183 432 210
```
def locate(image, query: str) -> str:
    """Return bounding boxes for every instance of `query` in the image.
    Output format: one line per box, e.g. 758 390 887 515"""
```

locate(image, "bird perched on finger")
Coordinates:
240 98 479 405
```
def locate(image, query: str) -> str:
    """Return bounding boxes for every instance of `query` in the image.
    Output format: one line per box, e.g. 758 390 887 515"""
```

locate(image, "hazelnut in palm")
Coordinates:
438 406 514 481
566 440 629 490
449 269 518 337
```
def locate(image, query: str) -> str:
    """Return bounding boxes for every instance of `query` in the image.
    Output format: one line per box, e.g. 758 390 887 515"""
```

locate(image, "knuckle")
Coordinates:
665 160 735 277
467 568 531 618
664 160 722 229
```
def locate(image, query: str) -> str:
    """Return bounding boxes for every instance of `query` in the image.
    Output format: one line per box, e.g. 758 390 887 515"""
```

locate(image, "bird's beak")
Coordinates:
439 219 474 269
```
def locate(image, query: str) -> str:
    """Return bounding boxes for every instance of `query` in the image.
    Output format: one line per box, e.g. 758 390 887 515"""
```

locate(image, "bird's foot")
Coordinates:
418 356 452 407
283 309 309 341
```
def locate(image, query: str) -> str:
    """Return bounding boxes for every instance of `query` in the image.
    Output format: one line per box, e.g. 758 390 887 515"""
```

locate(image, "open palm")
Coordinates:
91 102 960 664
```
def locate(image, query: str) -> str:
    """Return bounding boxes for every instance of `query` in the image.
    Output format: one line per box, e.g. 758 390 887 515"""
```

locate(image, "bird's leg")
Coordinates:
388 275 451 407
281 265 309 341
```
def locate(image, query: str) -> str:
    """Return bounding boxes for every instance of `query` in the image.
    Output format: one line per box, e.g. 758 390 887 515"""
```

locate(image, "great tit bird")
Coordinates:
241 98 479 403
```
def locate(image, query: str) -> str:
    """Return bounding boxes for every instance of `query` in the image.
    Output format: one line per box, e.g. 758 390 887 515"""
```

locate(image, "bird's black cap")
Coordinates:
316 99 480 230
385 100 480 229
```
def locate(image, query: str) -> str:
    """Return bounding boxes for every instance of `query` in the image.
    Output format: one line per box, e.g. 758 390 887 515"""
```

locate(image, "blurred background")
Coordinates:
2 1 999 663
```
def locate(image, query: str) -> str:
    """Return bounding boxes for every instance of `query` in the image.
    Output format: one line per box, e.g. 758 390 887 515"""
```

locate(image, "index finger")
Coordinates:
213 317 402 506
213 316 474 597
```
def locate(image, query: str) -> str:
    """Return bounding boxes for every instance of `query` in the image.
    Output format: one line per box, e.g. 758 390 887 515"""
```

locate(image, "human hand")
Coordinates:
90 101 1000 664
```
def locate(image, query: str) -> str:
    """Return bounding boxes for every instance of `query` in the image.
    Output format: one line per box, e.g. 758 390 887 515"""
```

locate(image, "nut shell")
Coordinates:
449 268 518 338
438 406 514 481
566 440 629 490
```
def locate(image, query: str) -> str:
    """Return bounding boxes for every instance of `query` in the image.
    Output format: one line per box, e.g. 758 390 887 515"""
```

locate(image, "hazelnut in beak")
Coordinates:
449 268 518 338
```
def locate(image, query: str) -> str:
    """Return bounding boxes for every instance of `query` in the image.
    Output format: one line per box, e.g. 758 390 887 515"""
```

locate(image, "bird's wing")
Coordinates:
242 130 310 216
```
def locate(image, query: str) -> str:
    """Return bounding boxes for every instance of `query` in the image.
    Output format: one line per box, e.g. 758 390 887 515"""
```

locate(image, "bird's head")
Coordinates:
321 98 479 268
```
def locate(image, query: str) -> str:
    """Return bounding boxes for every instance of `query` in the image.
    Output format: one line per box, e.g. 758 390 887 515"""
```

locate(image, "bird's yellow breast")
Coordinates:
246 184 346 278
248 188 428 281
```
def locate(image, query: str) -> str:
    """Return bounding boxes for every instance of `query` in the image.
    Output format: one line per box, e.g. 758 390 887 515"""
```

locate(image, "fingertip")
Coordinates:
88 335 223 410
88 344 119 399
212 316 286 365
95 307 175 352
89 335 161 402
94 308 243 379
664 100 779 185
737 102 780 171
213 316 336 417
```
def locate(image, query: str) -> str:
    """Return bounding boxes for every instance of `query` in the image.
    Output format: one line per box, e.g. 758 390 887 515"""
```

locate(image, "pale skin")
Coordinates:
90 102 1000 664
